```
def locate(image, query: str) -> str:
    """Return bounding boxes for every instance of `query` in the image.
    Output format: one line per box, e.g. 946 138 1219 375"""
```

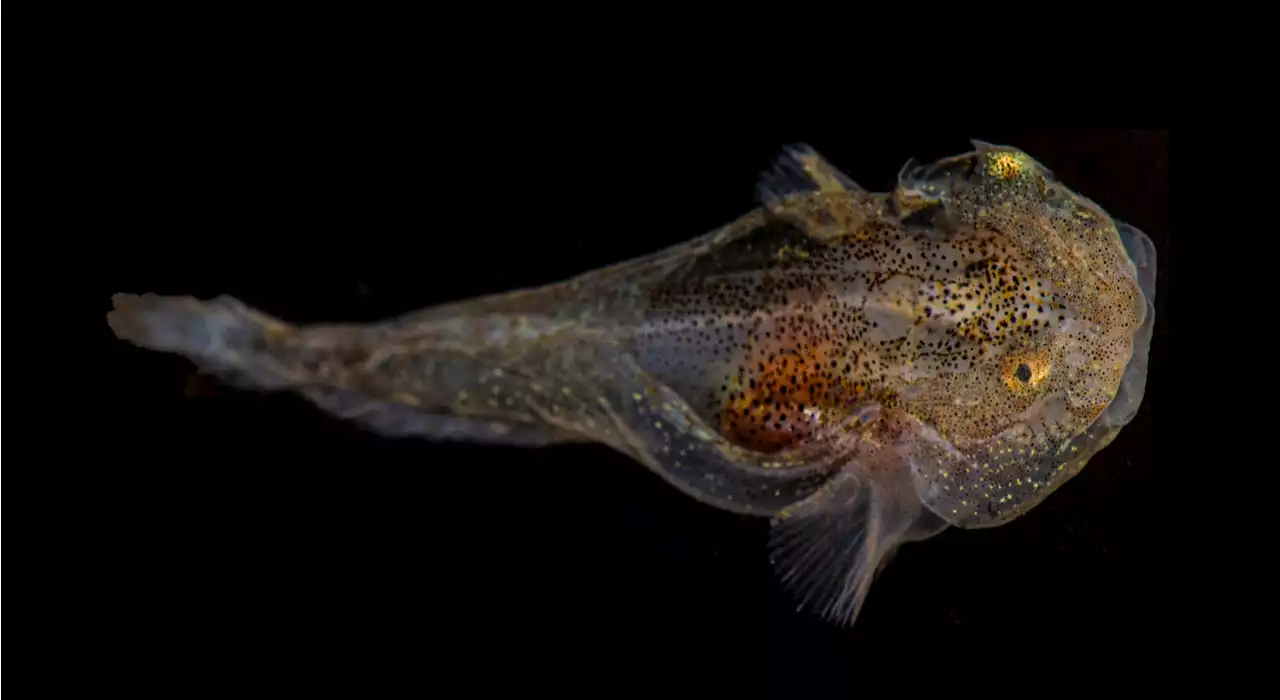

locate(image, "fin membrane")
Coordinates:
768 469 934 625
755 143 863 206
300 386 584 446
108 293 297 390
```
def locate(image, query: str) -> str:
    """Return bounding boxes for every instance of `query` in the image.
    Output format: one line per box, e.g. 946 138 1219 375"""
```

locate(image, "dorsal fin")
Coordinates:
755 143 864 207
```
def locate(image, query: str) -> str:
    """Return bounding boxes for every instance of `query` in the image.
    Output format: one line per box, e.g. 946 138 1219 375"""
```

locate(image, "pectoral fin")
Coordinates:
768 466 946 625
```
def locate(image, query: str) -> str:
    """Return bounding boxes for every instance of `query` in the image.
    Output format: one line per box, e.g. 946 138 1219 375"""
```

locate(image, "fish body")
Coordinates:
108 141 1156 625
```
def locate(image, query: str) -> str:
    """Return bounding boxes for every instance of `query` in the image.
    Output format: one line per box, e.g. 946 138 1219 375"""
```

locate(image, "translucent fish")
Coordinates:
107 141 1156 626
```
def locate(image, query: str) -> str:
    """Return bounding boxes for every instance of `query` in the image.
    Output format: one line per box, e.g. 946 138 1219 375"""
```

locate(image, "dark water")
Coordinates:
97 128 1176 693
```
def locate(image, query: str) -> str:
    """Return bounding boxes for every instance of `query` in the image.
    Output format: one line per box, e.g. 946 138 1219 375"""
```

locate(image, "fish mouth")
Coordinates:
1115 220 1157 303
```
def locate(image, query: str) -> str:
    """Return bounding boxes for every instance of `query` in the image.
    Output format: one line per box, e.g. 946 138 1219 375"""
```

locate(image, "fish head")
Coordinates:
889 142 1157 528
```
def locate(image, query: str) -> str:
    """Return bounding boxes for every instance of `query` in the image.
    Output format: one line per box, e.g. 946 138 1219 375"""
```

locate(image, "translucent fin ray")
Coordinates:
755 143 864 207
768 469 931 625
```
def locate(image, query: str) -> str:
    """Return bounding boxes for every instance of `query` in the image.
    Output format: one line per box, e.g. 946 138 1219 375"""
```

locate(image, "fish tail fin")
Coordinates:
108 293 302 390
106 291 595 446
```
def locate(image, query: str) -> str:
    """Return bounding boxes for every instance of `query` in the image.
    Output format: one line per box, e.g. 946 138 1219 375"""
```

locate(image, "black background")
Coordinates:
94 115 1177 692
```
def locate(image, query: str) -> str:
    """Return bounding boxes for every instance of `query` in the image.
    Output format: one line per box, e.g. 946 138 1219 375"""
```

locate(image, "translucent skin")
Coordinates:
107 142 1156 626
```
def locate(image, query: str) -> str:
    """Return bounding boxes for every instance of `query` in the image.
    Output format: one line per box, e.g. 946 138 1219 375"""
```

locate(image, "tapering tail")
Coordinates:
107 293 312 390
106 292 591 446
106 288 844 516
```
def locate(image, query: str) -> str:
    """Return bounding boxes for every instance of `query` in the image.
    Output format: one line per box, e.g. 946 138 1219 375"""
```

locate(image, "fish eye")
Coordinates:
1002 353 1050 392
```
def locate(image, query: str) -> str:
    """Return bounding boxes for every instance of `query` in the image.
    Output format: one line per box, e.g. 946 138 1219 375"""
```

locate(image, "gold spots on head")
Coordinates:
1001 349 1051 392
986 152 1026 180
895 188 939 216
775 245 811 261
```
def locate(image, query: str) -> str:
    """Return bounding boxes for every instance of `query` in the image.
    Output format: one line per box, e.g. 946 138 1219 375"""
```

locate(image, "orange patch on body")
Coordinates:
718 342 870 453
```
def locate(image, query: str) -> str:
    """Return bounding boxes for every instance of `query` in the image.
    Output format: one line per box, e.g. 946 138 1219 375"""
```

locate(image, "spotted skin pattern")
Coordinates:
107 141 1156 626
